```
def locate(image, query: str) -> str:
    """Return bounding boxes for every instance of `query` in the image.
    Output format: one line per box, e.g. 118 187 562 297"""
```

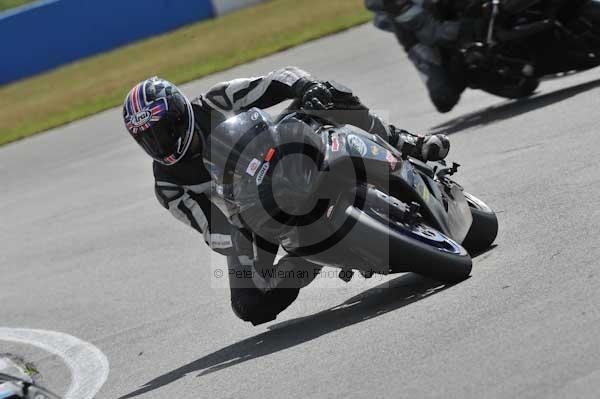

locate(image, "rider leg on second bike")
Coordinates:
365 0 476 113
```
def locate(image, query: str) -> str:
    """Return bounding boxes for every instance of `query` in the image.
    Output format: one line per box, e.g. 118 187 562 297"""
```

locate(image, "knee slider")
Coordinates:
230 290 278 325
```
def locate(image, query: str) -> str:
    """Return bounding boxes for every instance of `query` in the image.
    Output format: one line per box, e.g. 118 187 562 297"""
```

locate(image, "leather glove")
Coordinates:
301 82 334 110
325 80 366 110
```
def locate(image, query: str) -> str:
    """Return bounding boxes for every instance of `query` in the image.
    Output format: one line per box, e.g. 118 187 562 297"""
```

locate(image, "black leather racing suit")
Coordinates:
365 0 466 112
153 67 416 325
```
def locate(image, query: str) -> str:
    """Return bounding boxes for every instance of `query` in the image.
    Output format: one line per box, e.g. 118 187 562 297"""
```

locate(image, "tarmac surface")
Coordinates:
1 24 599 398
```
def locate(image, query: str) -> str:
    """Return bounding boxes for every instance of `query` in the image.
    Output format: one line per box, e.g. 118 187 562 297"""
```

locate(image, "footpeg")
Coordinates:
437 162 460 178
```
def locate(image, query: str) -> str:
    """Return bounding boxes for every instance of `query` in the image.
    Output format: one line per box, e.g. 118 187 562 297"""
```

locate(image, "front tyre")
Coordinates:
461 192 499 254
361 206 473 283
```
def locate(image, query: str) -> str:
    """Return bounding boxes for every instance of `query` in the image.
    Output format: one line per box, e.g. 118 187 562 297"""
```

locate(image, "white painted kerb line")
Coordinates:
0 328 109 399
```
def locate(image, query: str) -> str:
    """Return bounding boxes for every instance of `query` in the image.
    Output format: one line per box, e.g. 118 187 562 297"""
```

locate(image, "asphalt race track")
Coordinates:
1 24 599 398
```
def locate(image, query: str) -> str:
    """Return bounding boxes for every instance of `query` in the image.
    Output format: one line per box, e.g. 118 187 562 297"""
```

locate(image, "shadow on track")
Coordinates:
120 273 453 399
430 78 600 135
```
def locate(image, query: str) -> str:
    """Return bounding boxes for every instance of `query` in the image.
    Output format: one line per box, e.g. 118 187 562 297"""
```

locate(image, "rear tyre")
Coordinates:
482 78 539 100
461 193 499 254
576 0 600 34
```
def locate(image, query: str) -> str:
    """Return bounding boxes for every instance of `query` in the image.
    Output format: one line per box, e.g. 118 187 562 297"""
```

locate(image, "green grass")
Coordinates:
0 0 371 146
0 0 35 12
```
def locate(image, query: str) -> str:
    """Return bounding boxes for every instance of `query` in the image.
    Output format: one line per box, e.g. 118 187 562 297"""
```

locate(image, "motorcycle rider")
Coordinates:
123 66 451 325
365 0 476 113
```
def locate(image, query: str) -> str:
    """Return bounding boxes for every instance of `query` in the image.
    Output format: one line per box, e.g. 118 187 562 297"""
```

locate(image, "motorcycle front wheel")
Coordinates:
461 192 499 254
356 205 473 284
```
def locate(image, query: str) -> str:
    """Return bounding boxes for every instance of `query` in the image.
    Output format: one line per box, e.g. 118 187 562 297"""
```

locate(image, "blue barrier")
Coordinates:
211 0 264 16
0 0 216 84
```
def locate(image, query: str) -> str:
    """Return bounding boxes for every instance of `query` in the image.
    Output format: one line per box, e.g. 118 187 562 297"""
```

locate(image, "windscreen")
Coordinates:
203 109 277 219
203 109 325 237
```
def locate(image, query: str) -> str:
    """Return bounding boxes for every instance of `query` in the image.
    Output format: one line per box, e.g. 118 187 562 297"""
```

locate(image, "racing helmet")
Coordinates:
123 77 195 165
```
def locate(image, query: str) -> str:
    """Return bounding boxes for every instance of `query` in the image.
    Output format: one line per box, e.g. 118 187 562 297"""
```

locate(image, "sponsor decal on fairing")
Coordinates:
386 150 398 170
256 162 270 185
246 158 261 176
347 134 367 156
331 134 340 152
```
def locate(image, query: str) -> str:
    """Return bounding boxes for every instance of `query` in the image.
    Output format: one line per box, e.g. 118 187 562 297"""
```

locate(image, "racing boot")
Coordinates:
392 127 450 162
407 43 464 113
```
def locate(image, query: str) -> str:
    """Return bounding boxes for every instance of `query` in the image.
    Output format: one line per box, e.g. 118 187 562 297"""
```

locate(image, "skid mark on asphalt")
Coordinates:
0 328 109 399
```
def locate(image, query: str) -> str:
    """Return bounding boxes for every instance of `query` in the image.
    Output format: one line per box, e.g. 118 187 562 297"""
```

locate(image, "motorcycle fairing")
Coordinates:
341 130 474 243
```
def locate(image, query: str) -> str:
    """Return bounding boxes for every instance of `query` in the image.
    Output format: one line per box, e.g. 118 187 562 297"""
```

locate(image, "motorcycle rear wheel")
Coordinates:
481 78 539 100
577 0 600 34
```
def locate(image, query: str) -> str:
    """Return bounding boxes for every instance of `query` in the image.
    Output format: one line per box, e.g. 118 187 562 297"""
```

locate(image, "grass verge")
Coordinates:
0 0 371 146
0 0 35 13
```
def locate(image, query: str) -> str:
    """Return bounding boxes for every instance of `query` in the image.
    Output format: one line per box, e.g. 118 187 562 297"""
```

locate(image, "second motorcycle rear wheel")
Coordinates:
481 78 539 100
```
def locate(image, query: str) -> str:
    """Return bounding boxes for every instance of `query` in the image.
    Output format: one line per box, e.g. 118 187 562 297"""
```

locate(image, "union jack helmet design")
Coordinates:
123 77 195 166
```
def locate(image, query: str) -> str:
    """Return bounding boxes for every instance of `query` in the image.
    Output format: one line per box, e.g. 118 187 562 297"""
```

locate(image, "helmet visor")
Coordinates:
135 110 189 161
132 93 191 163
